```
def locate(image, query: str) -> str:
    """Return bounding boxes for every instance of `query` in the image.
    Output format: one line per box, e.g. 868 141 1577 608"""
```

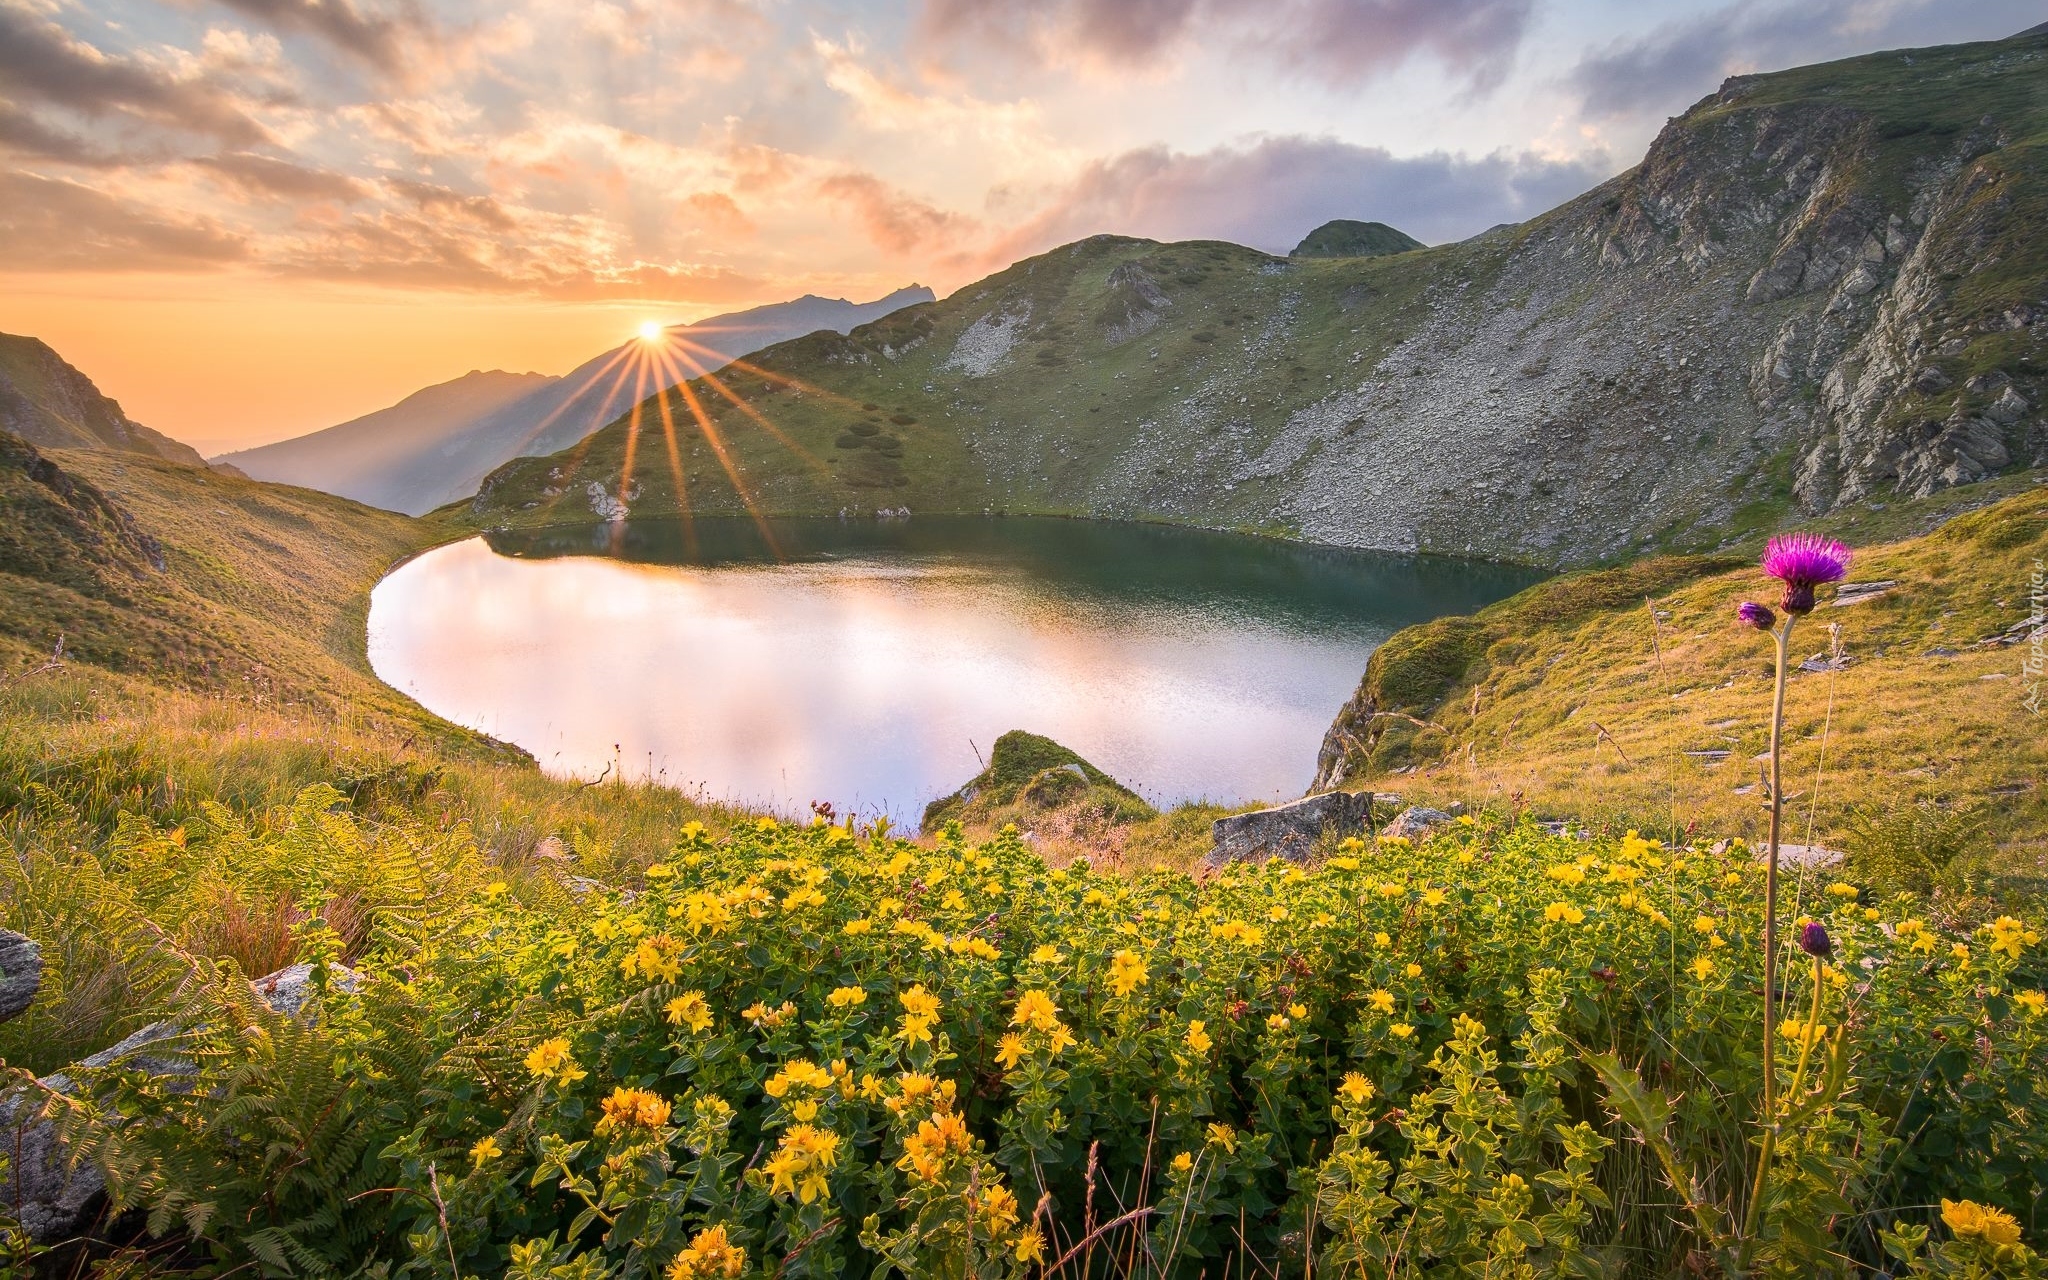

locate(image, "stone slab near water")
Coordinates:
1204 791 1384 870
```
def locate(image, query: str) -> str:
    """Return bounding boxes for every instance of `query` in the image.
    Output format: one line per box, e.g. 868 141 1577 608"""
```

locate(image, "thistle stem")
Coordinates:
1741 615 1795 1254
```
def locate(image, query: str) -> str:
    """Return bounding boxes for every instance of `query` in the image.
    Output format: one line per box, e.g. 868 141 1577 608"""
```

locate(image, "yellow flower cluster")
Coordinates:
898 984 943 1045
664 1224 745 1280
524 1037 587 1086
897 1109 973 1182
760 1124 840 1203
1109 949 1148 996
665 990 714 1033
596 1086 673 1136
1986 915 2039 960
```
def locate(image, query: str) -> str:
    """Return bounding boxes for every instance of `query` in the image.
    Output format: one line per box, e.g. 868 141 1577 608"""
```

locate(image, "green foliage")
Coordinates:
1845 798 1990 896
22 805 2043 1277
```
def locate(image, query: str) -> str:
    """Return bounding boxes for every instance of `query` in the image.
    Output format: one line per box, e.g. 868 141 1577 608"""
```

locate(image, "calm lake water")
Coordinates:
367 518 1543 823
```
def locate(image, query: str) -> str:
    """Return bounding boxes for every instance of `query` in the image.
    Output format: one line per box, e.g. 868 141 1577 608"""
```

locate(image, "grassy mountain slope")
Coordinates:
217 369 556 510
0 332 205 466
465 28 2048 565
1314 475 2048 870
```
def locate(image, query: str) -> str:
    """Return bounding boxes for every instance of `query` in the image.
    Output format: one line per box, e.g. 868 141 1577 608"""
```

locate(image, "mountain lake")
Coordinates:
368 517 1545 823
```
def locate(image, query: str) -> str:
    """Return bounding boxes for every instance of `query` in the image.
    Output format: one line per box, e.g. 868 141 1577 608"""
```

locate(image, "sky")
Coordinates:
0 0 2037 452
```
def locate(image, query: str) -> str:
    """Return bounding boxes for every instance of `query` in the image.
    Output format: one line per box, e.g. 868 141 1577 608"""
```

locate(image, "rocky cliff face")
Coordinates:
467 30 2047 565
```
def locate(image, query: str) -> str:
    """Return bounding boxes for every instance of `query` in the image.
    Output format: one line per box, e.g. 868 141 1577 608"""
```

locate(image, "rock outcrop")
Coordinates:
1 962 359 1244
1204 791 1382 869
0 930 40 1023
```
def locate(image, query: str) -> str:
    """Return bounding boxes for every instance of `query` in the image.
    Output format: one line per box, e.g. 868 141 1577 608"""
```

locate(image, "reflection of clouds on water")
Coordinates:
370 529 1530 823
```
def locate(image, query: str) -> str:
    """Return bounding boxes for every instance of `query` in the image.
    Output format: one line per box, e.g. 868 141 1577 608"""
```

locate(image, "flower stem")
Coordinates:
1741 615 1795 1257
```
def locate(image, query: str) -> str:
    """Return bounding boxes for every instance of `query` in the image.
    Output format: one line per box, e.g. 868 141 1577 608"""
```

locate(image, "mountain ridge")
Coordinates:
462 28 2048 566
0 333 206 468
228 286 936 514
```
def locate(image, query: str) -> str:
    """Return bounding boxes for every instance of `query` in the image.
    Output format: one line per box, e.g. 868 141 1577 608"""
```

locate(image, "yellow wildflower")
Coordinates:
1546 864 1587 886
1369 989 1396 1014
1825 881 1859 898
469 1136 503 1168
1391 1023 1415 1039
1014 1225 1046 1264
1422 888 1447 907
2014 990 2046 1017
1689 956 1715 981
1031 944 1067 963
1404 962 1423 979
665 991 714 1033
1544 902 1586 925
1185 1020 1213 1054
1108 950 1148 996
1337 1072 1375 1105
1206 1122 1237 1152
826 986 867 1008
524 1037 584 1085
1693 916 1718 935
1170 1152 1194 1174
995 1032 1027 1069
900 985 942 1019
1941 1199 2022 1247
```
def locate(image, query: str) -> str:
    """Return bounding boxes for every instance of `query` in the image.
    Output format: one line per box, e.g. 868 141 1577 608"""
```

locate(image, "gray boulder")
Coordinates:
1383 806 1457 840
2 961 359 1244
0 930 41 1023
1205 791 1381 870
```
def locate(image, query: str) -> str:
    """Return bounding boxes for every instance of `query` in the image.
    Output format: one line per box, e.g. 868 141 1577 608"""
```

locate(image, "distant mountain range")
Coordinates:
464 27 2048 565
218 286 936 514
0 333 206 468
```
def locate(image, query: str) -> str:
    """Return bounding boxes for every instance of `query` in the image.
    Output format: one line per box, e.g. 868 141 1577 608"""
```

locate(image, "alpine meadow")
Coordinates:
1 9 2046 1280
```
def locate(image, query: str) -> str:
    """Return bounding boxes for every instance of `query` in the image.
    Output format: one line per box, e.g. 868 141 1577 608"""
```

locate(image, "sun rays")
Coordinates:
528 319 860 559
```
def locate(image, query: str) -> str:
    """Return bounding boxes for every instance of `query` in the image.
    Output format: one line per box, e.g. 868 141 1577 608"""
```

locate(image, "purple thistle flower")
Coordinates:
1797 920 1832 959
1737 601 1776 631
1762 533 1852 614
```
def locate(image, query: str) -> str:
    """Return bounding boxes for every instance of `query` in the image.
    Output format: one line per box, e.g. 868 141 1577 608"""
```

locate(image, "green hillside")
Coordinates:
1315 475 2048 876
1289 219 1425 258
462 28 2048 566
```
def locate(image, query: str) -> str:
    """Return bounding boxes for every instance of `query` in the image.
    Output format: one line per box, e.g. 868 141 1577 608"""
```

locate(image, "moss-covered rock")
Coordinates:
920 730 1156 835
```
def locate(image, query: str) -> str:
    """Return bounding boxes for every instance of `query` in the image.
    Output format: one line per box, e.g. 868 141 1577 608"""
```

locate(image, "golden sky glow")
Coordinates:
0 0 2029 451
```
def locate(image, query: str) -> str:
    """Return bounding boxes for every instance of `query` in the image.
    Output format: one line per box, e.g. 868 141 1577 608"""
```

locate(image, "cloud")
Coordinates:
916 0 1534 91
0 170 248 269
684 191 755 238
1568 0 2045 122
0 5 272 145
203 0 427 75
984 135 1610 262
193 151 371 201
0 99 121 165
816 171 981 255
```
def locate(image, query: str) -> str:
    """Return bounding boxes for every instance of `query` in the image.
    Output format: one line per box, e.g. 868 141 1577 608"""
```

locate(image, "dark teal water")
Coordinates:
370 517 1542 822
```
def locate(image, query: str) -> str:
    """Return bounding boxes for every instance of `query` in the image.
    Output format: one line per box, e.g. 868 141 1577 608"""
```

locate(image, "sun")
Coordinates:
637 320 664 342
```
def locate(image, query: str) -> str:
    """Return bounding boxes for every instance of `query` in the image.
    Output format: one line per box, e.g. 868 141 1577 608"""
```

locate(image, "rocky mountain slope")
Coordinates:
217 369 554 509
253 286 934 515
466 28 2047 566
0 333 205 467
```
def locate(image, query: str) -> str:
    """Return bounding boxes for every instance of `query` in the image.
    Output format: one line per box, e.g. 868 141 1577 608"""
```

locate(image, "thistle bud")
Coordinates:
1797 920 1832 959
1737 601 1776 631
